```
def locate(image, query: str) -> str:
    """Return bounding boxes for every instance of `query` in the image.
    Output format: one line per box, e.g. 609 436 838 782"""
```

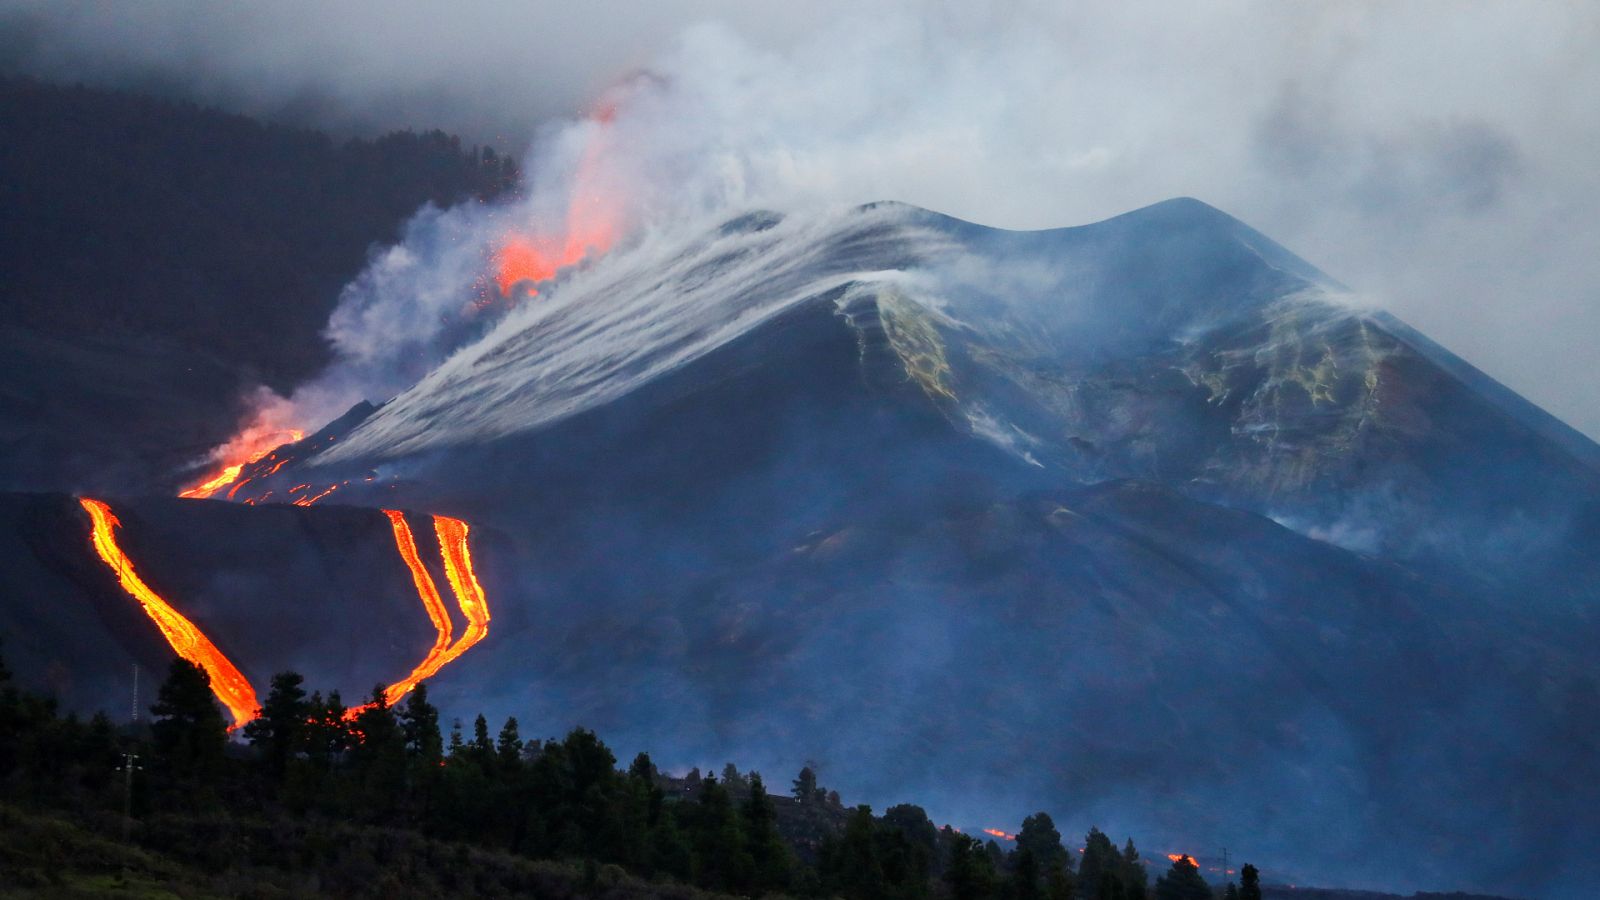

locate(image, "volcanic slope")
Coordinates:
218 198 1600 898
6 198 1597 897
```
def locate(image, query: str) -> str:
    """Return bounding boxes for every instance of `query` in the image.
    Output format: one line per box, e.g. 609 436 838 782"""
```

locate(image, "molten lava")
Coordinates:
435 515 491 657
292 484 341 506
344 512 493 719
982 828 1017 841
372 510 455 704
179 429 303 499
79 498 260 727
494 235 582 296
178 464 244 500
491 104 622 298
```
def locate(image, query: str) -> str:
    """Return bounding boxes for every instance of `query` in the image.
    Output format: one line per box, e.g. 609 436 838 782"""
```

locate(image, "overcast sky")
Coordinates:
4 0 1597 440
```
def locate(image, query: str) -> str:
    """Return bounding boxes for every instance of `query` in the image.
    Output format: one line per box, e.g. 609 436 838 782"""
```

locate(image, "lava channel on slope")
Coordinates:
79 499 493 728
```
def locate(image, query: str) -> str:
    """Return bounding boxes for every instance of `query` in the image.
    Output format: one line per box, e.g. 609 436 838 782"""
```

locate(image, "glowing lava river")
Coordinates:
358 510 494 713
78 498 492 727
79 498 261 726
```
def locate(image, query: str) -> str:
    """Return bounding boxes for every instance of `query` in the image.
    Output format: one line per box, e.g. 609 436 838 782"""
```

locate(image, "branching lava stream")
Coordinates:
344 512 493 718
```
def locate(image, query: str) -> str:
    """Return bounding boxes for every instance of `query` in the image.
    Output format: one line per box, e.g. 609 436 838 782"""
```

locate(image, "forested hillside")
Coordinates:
0 77 515 492
0 652 1260 900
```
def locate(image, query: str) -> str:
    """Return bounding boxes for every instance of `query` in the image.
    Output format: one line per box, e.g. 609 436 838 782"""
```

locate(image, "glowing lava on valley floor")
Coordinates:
79 498 260 727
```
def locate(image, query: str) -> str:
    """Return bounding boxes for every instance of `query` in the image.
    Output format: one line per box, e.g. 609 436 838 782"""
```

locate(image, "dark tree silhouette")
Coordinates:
1154 855 1210 900
1240 863 1262 900
149 658 226 778
793 764 821 803
243 670 308 777
947 832 999 900
743 772 793 892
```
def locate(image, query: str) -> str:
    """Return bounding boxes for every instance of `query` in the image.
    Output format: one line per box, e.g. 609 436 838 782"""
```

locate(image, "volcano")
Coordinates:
4 198 1596 898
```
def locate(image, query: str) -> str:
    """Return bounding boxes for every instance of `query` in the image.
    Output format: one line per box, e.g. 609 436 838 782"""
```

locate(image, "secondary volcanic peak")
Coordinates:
78 498 260 727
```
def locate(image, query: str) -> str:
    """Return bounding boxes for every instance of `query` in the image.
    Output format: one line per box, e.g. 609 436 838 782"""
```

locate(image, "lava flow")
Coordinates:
372 510 455 704
982 828 1017 841
179 428 304 500
434 515 491 657
79 498 260 727
343 511 493 718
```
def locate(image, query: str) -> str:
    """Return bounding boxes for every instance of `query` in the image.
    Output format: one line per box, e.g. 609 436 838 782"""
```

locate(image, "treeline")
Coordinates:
0 75 517 390
0 653 1264 899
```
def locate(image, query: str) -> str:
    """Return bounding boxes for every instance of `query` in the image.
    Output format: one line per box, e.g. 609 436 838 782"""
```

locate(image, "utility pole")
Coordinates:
130 663 140 723
1220 846 1232 879
118 751 141 842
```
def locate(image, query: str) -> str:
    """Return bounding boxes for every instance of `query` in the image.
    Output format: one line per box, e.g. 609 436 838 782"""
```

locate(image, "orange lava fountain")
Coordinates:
492 105 623 298
79 498 260 727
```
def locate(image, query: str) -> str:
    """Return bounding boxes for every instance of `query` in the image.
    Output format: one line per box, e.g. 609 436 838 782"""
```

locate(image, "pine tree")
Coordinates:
471 713 494 771
1239 864 1262 900
742 772 793 892
149 658 227 779
495 717 522 772
1012 846 1045 900
823 805 886 899
691 774 752 891
881 803 941 886
398 682 443 764
1153 855 1209 900
1018 812 1073 878
650 805 694 883
1078 828 1123 900
1121 838 1148 900
947 832 998 900
793 764 820 803
349 684 407 818
243 670 308 777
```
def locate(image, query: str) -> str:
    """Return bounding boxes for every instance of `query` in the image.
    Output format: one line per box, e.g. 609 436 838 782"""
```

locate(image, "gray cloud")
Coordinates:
3 0 1597 441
